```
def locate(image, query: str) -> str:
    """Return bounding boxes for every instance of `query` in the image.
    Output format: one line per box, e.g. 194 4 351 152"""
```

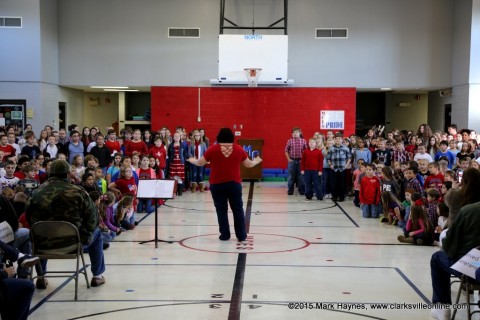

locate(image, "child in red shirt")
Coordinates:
423 162 444 194
149 136 167 178
359 163 381 218
301 138 324 200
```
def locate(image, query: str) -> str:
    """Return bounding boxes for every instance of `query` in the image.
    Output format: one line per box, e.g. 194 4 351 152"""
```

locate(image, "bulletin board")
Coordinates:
0 100 26 129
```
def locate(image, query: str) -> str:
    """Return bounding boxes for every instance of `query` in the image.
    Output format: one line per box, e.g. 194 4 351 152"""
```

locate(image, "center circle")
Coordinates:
179 233 310 254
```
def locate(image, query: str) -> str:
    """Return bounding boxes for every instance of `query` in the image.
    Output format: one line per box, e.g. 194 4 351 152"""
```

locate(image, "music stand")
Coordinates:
137 179 175 248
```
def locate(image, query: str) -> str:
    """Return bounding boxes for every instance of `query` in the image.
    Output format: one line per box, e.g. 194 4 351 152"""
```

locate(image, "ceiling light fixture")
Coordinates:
90 86 130 89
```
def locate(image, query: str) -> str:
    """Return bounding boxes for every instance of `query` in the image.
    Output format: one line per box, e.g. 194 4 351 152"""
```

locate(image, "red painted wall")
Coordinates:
151 87 356 168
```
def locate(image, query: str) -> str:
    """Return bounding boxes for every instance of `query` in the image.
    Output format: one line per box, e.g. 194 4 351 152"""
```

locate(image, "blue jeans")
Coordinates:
9 228 32 278
287 160 305 194
322 168 332 195
101 229 116 244
430 250 462 304
83 228 105 276
120 211 136 229
137 199 154 214
304 171 323 199
40 228 105 277
403 230 433 245
1 278 35 320
361 203 380 218
210 181 247 241
190 165 205 184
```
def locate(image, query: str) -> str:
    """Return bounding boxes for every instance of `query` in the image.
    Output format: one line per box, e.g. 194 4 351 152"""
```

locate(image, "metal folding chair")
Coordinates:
30 221 90 300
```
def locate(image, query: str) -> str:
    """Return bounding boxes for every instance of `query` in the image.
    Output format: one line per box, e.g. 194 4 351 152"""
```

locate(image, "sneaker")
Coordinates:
397 235 414 243
305 198 312 201
18 255 40 268
331 197 337 202
91 276 106 287
337 198 345 202
36 277 48 289
317 197 323 201
416 239 425 245
324 194 332 199
430 306 451 320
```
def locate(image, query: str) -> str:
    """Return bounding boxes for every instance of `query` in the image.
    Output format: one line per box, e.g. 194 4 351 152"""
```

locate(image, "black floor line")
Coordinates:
228 181 255 320
335 201 360 227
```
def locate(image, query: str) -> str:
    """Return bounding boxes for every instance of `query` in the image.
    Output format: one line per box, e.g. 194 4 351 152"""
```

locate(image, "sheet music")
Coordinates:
137 180 175 199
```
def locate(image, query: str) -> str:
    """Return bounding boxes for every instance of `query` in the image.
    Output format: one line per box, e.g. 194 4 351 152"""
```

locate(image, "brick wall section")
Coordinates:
151 87 356 168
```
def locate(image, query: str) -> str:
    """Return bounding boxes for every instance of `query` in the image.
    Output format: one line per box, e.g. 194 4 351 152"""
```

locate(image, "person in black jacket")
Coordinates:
89 134 112 173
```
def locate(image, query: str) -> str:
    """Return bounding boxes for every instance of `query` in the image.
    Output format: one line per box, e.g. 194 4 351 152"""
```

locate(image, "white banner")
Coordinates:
451 248 480 279
0 221 14 244
320 110 345 130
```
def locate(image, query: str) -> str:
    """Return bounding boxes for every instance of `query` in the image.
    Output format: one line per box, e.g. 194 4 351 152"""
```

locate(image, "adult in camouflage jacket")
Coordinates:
26 160 106 288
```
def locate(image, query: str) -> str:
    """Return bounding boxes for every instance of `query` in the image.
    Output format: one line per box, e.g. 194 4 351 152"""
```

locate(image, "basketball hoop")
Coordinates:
244 68 262 87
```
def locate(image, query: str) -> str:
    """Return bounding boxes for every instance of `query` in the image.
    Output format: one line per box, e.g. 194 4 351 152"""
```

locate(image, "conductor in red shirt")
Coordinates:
188 128 262 241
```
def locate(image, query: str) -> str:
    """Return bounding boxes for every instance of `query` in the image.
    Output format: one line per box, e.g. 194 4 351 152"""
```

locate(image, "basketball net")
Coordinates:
244 68 262 87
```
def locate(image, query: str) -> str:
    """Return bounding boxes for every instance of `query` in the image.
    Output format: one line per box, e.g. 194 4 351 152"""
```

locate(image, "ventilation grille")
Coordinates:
315 28 348 39
168 28 200 38
0 17 22 28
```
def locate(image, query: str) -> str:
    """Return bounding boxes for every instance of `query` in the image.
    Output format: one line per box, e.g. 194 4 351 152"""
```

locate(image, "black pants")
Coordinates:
329 170 346 199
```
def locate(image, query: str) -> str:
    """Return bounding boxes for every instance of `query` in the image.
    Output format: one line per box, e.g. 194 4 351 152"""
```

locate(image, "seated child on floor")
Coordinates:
397 204 434 245
425 188 440 228
380 191 404 227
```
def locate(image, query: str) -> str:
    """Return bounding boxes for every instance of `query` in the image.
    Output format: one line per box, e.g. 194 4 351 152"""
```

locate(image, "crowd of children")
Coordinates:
289 124 480 246
0 124 212 250
3 122 480 250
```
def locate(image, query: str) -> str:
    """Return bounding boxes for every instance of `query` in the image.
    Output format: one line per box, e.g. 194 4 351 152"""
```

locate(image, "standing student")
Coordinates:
148 136 167 178
187 128 262 242
125 129 148 157
167 132 188 195
106 154 122 184
19 132 41 160
301 138 324 201
372 139 392 166
105 129 121 155
352 138 371 169
66 130 84 164
285 127 307 195
413 144 433 163
0 135 16 162
326 132 352 202
359 163 381 218
434 140 455 169
188 130 207 193
322 139 334 199
352 160 366 207
136 155 156 214
89 134 111 173
392 141 410 164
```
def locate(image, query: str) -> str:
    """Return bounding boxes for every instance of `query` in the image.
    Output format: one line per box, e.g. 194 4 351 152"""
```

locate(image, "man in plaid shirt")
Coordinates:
326 132 352 202
285 127 307 195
